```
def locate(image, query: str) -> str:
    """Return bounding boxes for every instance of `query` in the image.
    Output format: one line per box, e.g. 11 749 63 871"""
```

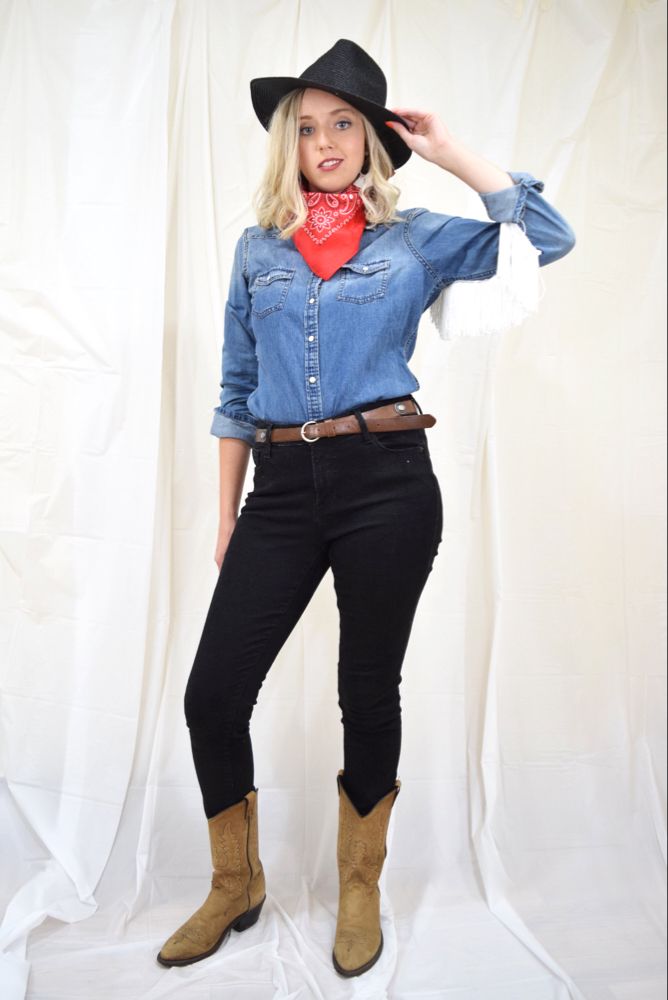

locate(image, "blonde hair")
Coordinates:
252 88 403 238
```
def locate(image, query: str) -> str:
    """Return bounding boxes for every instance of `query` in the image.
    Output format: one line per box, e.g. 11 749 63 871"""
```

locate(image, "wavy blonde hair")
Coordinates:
252 88 403 238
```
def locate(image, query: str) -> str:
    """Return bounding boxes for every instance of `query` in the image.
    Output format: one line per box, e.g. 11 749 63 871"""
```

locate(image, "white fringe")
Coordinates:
429 221 545 340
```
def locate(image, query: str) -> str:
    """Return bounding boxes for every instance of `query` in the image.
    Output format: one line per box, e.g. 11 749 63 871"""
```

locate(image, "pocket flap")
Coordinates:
340 259 390 276
252 267 295 287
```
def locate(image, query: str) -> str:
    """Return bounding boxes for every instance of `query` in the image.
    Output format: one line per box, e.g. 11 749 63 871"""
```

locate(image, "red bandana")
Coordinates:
292 182 366 280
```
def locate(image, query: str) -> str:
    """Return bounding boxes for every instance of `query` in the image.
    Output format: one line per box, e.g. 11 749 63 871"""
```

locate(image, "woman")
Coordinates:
157 39 575 977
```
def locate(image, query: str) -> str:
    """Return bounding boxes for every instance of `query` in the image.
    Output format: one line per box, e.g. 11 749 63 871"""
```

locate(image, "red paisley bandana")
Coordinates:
292 182 366 280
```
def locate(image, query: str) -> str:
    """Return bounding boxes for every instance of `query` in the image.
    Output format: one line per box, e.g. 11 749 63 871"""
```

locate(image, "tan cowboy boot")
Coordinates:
332 769 401 977
157 787 266 966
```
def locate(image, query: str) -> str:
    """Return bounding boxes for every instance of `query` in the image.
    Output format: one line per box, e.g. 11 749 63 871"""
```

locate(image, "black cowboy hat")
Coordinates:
250 38 412 170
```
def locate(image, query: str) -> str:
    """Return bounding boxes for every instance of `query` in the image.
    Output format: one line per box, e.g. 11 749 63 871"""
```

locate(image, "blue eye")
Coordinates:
299 119 352 136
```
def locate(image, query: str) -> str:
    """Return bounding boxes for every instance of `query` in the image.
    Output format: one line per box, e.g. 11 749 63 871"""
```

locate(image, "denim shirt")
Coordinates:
210 170 576 445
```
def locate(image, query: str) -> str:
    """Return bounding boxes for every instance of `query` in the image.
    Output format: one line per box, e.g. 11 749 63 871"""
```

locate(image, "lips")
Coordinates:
318 158 343 170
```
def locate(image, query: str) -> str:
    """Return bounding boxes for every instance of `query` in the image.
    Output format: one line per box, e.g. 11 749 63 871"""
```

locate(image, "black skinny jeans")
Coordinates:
184 394 443 818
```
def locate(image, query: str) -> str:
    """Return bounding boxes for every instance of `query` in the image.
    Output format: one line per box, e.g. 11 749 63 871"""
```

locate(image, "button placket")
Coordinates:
305 277 323 420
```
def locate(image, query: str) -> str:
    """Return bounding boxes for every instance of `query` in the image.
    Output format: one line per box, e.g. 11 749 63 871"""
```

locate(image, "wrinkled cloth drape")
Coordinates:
0 1 665 998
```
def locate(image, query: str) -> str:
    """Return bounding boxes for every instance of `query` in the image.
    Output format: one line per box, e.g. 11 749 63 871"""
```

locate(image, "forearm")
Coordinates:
218 437 251 522
433 138 514 195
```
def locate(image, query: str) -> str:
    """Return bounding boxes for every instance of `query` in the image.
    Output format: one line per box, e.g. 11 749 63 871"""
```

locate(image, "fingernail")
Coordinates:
384 120 395 127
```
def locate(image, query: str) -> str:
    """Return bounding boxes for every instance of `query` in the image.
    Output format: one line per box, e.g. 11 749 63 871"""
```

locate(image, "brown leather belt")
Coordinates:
254 397 436 444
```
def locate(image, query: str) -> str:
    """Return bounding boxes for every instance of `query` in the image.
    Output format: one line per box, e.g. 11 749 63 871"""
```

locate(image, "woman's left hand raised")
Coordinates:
385 108 457 165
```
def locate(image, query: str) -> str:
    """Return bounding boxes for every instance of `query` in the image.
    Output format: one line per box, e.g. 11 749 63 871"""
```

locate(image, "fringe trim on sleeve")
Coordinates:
428 221 545 340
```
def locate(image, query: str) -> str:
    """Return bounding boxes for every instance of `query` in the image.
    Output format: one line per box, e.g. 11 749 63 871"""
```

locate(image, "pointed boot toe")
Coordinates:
333 923 384 977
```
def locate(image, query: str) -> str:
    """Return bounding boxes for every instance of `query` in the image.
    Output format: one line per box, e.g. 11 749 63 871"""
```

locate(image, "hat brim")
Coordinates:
250 76 413 170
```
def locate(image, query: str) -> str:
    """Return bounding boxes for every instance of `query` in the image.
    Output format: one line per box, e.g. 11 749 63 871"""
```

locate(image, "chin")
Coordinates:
318 177 357 192
303 170 360 193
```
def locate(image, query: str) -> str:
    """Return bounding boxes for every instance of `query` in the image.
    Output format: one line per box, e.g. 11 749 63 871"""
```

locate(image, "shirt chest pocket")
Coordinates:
249 267 295 318
336 258 391 303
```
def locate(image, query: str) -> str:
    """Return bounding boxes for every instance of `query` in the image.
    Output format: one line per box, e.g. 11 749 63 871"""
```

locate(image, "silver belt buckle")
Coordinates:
300 419 320 443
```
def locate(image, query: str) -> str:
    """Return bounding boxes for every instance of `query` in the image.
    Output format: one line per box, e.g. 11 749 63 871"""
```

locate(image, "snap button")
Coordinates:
309 297 315 303
362 266 368 272
308 335 315 341
309 376 317 383
259 430 267 439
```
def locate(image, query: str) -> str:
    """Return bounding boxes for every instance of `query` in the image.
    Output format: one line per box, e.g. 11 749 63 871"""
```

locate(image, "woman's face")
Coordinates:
297 88 366 193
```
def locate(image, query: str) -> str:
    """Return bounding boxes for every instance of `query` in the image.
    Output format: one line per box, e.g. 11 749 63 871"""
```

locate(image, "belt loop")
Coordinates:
266 421 275 457
352 407 372 443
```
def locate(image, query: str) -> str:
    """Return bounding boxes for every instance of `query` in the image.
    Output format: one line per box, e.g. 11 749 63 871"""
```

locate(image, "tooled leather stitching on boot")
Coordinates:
210 817 245 897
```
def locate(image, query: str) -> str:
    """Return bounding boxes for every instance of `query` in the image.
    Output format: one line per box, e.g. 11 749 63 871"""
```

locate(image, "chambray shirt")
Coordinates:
210 171 576 445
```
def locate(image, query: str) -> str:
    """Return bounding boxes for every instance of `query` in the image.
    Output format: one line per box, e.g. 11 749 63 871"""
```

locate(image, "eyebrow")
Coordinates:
299 107 357 120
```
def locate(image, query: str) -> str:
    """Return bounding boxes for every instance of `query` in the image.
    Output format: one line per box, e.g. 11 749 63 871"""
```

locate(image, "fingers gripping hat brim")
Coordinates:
249 38 412 170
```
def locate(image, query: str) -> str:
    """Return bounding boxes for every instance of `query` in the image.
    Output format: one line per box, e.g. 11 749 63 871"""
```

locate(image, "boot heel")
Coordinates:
232 895 265 933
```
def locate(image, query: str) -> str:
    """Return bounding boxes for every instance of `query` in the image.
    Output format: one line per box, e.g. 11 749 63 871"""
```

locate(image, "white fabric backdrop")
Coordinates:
0 1 665 998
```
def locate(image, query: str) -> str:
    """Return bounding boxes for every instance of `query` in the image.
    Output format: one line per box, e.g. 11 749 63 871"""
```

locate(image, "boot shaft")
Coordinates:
335 770 401 887
208 788 266 906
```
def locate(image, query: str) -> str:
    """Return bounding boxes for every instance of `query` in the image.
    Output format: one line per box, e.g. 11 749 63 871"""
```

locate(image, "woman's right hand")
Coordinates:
215 517 237 572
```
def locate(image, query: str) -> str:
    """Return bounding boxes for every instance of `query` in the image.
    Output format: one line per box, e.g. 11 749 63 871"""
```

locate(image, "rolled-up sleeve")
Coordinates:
406 170 576 284
210 230 258 446
480 171 576 264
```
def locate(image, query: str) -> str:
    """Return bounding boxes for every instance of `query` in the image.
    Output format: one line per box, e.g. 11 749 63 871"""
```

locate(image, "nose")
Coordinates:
315 126 333 150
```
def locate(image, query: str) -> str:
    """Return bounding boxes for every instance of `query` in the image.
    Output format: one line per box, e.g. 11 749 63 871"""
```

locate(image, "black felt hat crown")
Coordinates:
250 38 412 170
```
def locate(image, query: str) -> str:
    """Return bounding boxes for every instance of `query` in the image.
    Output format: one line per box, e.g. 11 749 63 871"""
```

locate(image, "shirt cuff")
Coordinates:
479 171 545 225
210 409 257 445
